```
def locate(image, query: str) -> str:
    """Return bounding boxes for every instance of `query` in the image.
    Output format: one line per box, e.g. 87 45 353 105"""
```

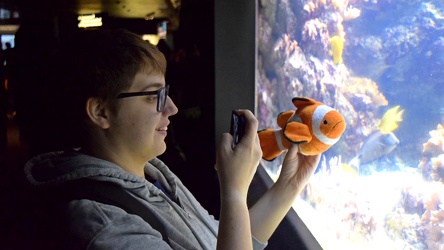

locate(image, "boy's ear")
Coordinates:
86 97 111 129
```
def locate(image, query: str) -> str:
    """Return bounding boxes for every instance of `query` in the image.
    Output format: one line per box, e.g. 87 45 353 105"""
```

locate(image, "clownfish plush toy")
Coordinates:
258 97 346 161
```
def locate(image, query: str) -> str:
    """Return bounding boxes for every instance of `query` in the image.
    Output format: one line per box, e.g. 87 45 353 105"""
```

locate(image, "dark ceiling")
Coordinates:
2 0 183 30
68 0 180 19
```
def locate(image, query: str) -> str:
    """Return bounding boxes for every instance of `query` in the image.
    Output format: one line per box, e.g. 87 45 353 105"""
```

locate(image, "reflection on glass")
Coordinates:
256 0 444 249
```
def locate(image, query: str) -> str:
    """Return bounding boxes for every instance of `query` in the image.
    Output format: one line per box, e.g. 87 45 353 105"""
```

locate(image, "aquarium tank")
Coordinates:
256 0 444 249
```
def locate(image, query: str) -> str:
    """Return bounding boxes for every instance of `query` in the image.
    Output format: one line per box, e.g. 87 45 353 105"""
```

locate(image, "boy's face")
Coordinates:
108 72 178 162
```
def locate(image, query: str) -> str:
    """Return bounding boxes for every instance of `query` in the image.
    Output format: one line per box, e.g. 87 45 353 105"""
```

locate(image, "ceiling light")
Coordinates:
78 14 102 28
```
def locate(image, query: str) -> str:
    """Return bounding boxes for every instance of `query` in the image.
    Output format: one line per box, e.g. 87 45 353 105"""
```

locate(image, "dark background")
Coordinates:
0 0 220 243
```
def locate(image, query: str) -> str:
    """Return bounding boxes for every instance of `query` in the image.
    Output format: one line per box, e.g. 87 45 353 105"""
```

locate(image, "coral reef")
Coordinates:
257 0 444 248
289 154 444 249
418 124 444 182
385 181 444 250
292 156 420 249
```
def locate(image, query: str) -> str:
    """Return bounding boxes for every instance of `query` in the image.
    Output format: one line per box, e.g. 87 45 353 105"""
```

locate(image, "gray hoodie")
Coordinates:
24 150 267 250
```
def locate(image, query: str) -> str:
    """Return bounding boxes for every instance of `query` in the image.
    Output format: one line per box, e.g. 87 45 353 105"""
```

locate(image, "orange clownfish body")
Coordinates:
258 97 346 161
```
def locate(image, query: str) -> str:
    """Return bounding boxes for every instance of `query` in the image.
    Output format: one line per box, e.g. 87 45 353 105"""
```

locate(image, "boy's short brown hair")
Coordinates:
47 28 167 149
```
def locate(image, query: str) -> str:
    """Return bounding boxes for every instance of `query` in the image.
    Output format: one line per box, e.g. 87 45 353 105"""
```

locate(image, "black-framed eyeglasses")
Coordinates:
116 85 170 112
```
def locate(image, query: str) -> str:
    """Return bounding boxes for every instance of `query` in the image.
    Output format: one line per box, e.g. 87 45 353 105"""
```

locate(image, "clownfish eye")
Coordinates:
324 120 328 125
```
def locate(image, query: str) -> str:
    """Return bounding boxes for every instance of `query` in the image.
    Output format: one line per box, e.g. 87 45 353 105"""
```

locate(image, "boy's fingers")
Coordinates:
234 109 258 143
218 133 233 152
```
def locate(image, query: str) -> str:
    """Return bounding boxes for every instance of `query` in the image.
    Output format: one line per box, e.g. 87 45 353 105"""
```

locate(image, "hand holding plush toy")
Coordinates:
258 97 346 161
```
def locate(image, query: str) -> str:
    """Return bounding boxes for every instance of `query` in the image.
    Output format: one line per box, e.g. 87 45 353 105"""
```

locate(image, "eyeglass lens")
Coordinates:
158 86 169 112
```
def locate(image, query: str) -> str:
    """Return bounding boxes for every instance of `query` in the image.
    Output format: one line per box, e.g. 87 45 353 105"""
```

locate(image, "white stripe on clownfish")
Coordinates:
312 105 341 145
274 129 286 152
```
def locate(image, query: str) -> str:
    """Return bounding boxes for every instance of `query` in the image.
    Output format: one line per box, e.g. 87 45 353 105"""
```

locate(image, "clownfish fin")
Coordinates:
283 121 312 143
292 97 319 110
277 110 295 128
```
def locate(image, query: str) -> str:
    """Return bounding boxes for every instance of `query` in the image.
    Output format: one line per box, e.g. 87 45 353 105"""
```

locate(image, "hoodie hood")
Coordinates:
23 149 182 200
25 150 145 187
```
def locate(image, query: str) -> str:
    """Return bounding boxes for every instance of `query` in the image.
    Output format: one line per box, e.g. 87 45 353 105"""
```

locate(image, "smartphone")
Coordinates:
230 110 246 148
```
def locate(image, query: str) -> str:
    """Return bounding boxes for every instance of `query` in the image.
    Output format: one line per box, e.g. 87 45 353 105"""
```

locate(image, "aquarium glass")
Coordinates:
256 0 444 249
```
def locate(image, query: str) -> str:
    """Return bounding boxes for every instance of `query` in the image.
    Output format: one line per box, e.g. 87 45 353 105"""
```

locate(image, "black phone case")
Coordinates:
230 111 246 148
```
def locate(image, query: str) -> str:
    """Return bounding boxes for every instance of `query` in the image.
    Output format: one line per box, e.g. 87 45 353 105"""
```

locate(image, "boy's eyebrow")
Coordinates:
141 82 165 91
